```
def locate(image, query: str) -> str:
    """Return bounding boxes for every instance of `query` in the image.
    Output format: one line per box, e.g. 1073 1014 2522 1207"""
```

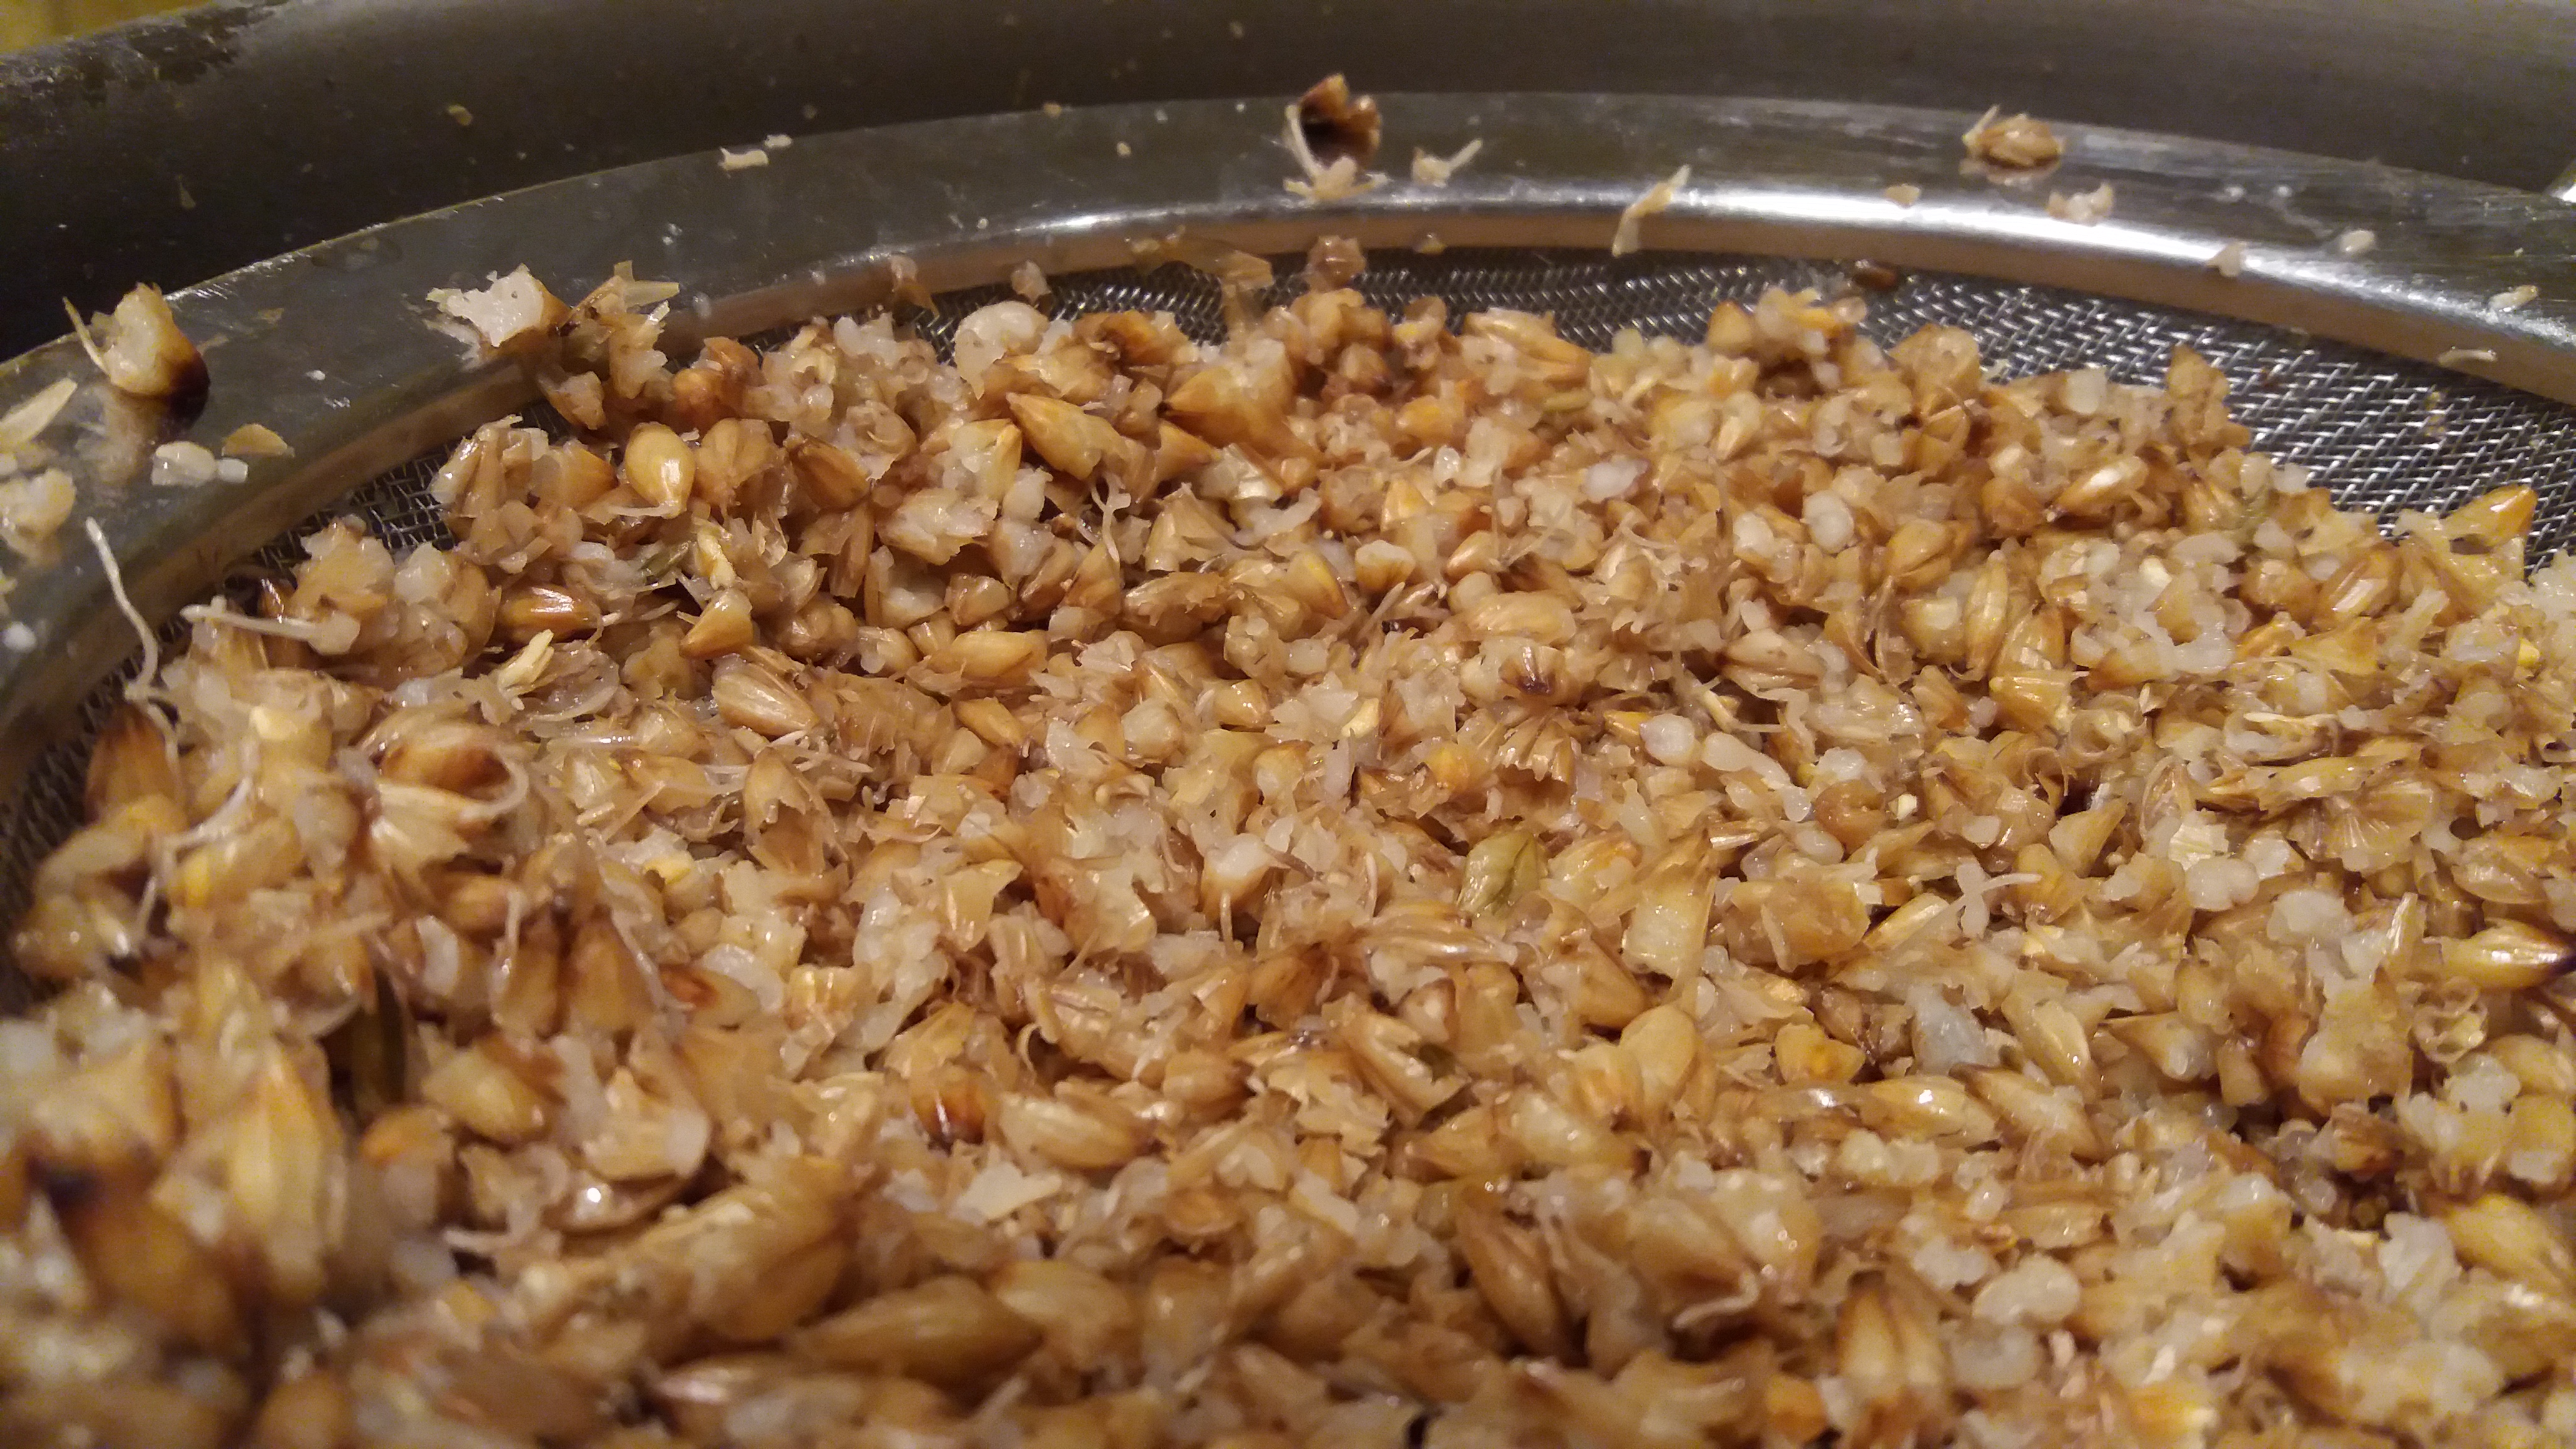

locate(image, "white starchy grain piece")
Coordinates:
762 133 793 150
2490 284 2539 312
2334 227 2378 256
1639 713 1697 765
2186 856 2261 910
717 146 769 171
1610 164 1690 256
1009 260 1051 303
1410 137 1483 186
956 1159 1063 1222
149 439 218 488
1 622 31 651
426 264 566 351
0 467 74 556
2208 241 2248 277
1583 456 1644 502
951 299 1048 384
2046 183 2115 224
1883 182 1923 207
2438 346 2499 366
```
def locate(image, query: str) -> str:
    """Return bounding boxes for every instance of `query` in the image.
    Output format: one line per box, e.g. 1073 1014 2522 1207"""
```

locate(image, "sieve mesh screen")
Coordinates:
7 247 2575 992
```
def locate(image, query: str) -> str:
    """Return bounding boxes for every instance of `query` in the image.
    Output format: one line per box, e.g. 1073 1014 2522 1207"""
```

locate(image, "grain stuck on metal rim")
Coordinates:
10 243 2576 1449
1961 109 2064 173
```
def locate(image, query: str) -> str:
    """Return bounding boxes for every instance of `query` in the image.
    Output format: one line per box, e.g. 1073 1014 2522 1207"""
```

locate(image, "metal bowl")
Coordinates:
6 0 2576 360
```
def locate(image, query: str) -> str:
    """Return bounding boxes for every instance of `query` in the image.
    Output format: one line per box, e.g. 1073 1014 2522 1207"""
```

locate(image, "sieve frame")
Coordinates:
2 90 2575 807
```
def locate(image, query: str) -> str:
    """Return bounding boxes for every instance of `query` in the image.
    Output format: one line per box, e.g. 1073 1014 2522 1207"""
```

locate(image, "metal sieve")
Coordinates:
2 93 2574 990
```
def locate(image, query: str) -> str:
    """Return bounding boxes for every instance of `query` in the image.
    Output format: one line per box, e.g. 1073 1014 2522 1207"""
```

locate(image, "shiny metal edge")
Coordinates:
13 0 2576 362
2 91 2573 801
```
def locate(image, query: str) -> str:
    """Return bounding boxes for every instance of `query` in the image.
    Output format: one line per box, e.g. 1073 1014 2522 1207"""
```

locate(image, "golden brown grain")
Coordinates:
9 248 2576 1447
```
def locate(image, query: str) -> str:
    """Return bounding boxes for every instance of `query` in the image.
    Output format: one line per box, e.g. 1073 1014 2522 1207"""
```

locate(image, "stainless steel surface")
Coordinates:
7 0 2576 360
4 91 2576 967
2552 158 2576 207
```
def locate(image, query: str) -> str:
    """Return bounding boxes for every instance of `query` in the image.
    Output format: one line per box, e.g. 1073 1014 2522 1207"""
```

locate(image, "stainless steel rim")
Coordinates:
3 91 2573 798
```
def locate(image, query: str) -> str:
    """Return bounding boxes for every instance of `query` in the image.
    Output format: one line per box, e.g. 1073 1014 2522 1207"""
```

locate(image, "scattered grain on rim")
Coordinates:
2045 183 2115 224
1611 164 1690 256
1410 138 1485 187
149 440 218 489
220 423 293 459
1961 106 2064 168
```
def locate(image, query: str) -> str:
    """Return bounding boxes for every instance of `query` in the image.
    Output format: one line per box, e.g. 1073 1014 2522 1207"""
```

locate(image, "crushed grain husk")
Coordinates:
1294 74 1381 168
222 423 294 460
1284 76 1387 204
429 265 570 355
11 245 2576 1448
65 283 206 401
1962 108 2064 171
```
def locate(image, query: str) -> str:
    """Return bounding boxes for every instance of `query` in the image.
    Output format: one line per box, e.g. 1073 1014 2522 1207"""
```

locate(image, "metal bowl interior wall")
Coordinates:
9 0 2576 362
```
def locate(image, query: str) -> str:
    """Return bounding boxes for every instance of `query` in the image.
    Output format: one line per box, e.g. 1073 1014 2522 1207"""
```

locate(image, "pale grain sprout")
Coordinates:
1410 137 1483 186
1611 164 1689 256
